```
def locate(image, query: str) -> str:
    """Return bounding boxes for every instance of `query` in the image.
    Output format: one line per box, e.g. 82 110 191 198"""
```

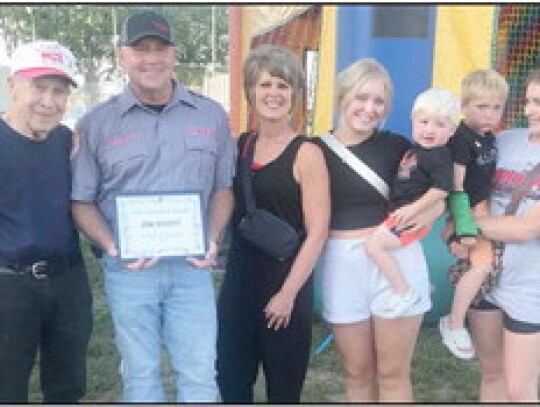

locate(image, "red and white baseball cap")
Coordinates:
10 40 78 86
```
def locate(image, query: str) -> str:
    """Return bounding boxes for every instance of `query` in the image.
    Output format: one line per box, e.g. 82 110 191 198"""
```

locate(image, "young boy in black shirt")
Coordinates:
439 69 509 360
365 89 458 318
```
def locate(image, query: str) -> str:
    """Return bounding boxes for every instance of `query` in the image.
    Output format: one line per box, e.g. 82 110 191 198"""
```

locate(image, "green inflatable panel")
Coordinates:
421 217 456 325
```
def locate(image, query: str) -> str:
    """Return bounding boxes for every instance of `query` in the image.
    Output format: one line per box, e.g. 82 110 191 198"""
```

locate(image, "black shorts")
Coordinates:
470 298 540 334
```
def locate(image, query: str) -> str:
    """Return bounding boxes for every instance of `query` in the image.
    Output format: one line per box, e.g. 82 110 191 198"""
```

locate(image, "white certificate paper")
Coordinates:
115 192 206 260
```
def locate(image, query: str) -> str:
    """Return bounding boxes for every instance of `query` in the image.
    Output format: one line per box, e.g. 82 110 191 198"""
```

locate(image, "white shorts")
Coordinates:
315 236 432 323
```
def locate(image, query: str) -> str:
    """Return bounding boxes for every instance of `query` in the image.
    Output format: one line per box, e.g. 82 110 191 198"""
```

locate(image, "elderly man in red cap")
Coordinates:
0 40 92 402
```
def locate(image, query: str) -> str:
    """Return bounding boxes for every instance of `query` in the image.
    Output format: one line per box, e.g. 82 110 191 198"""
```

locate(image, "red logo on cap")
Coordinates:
151 20 169 32
41 51 64 64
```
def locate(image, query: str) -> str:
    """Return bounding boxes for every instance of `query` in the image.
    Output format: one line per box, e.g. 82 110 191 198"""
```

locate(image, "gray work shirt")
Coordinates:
71 81 236 235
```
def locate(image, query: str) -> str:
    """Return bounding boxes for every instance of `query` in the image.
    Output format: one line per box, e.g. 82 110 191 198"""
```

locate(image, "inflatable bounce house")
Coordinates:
228 5 540 323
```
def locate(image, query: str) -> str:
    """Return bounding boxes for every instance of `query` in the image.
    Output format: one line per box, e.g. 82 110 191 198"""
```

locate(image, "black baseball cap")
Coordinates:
120 11 174 46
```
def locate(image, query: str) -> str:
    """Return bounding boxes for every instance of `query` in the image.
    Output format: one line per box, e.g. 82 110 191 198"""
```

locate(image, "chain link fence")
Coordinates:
492 5 540 129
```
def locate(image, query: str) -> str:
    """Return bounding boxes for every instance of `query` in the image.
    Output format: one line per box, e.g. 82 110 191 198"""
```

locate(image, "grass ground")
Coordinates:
29 242 481 403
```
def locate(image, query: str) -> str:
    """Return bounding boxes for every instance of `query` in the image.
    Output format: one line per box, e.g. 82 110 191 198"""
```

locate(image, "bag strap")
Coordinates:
241 133 257 212
321 132 390 199
504 161 540 215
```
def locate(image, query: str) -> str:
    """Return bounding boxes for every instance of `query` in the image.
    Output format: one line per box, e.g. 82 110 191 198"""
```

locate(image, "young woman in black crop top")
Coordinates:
316 58 442 402
216 45 330 403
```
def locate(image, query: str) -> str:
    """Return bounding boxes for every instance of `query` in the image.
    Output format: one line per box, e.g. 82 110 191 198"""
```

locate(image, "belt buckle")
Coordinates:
31 261 48 279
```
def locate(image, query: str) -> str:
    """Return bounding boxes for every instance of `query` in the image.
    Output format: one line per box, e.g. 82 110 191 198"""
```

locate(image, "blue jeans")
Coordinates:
100 256 218 402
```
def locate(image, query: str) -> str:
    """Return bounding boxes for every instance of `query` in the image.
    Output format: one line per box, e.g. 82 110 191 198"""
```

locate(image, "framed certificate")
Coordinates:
115 192 207 260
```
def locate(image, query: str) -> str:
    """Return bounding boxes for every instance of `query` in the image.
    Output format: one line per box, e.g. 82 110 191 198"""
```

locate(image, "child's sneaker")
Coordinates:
439 315 475 360
376 288 420 319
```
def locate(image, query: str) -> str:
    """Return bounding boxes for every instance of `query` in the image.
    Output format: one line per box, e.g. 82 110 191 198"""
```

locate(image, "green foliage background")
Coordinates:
0 5 228 105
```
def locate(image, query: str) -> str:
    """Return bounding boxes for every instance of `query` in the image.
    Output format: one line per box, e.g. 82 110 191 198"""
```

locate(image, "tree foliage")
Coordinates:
0 5 228 104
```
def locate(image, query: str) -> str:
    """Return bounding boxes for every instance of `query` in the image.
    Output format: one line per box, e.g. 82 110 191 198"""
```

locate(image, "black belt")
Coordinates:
0 257 77 279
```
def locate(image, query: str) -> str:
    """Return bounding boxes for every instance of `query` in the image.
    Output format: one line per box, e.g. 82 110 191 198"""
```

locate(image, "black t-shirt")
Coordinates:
447 121 497 206
0 120 81 265
317 130 411 230
389 144 454 211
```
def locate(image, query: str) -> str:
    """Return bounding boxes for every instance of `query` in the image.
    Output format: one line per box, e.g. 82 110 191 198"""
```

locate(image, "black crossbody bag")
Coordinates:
237 134 300 262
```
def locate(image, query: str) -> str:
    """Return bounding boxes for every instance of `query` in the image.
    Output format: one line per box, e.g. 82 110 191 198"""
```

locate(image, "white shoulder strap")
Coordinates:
321 133 390 199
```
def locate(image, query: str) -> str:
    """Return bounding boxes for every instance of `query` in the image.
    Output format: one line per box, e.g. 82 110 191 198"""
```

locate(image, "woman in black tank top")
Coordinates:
216 45 330 403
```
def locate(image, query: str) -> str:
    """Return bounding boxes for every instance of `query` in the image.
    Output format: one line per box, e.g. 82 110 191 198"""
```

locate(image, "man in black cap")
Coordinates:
71 10 235 403
119 10 173 45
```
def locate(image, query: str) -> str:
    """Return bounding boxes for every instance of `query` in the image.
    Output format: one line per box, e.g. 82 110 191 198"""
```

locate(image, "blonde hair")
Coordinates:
461 69 509 107
412 88 461 127
335 58 393 116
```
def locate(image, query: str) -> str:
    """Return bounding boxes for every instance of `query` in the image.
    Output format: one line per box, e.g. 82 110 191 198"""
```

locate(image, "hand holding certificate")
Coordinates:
115 192 207 260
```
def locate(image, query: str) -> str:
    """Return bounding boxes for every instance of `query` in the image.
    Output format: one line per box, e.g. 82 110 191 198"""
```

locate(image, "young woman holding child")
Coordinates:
316 58 443 402
458 68 540 402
